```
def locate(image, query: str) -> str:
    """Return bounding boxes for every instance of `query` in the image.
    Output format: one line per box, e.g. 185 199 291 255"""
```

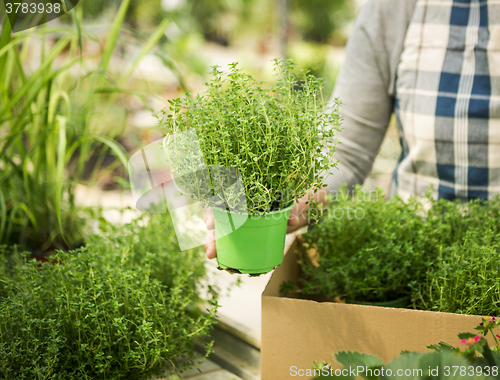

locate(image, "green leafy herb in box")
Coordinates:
297 187 433 303
293 186 500 313
413 228 500 317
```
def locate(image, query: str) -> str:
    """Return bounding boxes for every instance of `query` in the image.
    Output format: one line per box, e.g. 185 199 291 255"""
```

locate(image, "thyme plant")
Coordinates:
158 60 340 214
297 188 433 303
293 187 500 314
0 214 218 379
413 228 500 316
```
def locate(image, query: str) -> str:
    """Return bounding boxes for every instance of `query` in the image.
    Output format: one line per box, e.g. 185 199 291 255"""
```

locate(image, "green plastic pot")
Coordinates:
349 296 411 308
213 204 294 275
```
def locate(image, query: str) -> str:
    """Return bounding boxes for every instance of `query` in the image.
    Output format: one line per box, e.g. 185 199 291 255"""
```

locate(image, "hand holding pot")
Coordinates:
203 207 298 259
286 196 311 234
286 187 329 235
203 188 327 259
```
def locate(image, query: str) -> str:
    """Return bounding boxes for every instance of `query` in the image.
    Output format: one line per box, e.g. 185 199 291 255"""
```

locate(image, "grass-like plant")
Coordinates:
412 197 500 316
0 213 218 379
0 1 172 252
158 60 340 214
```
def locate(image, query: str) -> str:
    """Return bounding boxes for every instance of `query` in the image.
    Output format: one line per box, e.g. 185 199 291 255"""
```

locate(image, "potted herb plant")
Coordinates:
158 60 340 274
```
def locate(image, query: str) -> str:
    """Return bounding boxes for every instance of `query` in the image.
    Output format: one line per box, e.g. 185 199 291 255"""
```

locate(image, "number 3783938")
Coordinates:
5 1 62 14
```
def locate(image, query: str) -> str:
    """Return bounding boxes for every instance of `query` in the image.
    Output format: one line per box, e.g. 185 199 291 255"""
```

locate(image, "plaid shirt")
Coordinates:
394 0 500 201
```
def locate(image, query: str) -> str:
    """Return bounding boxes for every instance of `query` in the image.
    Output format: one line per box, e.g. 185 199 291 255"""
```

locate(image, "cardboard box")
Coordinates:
261 237 496 380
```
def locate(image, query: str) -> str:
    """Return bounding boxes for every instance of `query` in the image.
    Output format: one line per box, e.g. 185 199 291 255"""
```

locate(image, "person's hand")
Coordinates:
286 187 328 234
203 207 216 259
286 196 310 234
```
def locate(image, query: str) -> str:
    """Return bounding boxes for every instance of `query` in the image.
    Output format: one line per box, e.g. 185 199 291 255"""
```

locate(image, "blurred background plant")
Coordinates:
289 0 353 44
0 0 175 253
78 0 355 91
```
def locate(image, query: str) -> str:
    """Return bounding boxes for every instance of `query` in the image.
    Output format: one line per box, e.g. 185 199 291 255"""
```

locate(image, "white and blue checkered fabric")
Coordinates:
394 0 500 201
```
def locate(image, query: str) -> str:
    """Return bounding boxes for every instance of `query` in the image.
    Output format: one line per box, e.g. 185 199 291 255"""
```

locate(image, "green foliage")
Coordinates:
413 229 500 316
78 0 114 20
296 187 500 313
429 338 500 371
77 0 355 45
290 0 354 43
313 352 480 379
287 41 340 96
0 214 218 379
0 4 171 252
413 198 500 316
313 320 500 379
158 59 340 215
127 0 166 30
335 351 384 380
188 0 244 44
299 187 433 303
